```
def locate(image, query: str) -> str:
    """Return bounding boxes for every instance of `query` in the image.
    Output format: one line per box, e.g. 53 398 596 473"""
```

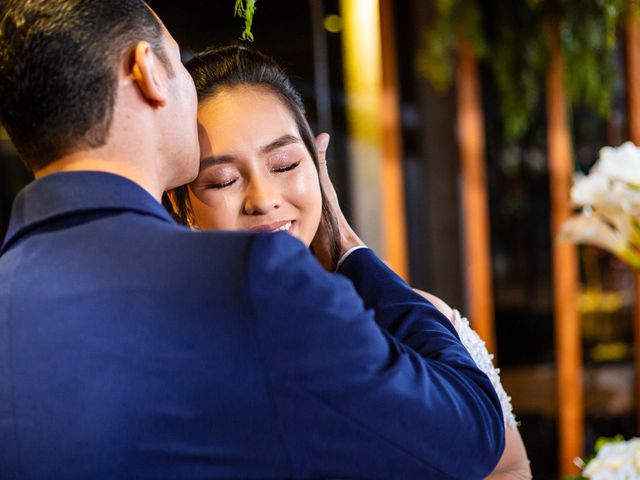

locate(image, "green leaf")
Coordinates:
234 0 257 42
415 0 486 93
594 434 625 452
415 0 629 140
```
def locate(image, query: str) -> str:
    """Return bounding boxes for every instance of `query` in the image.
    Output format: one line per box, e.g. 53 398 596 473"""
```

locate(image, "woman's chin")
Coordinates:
291 227 311 246
292 226 313 247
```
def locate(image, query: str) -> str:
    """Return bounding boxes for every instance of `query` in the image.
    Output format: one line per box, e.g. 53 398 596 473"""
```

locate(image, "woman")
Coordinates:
168 45 531 479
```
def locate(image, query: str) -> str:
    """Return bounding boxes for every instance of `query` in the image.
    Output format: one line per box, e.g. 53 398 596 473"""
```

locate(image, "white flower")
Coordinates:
561 142 640 270
559 212 628 255
571 172 610 207
582 438 640 479
571 172 640 211
593 142 640 187
609 181 640 212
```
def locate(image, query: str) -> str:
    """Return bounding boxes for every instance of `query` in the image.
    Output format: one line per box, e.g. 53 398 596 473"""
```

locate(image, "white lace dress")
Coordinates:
451 309 518 429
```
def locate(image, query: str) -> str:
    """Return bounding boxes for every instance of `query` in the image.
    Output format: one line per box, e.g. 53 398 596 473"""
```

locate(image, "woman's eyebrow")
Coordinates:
260 134 301 155
199 155 234 172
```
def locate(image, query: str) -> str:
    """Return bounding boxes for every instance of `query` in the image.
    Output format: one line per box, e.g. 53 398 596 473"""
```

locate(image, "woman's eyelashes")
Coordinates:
206 178 237 189
203 159 302 189
272 160 301 173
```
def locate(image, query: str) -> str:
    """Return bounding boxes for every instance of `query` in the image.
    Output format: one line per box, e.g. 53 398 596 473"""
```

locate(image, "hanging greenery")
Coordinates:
487 1 546 139
560 0 623 111
234 0 257 41
416 0 630 140
416 0 486 92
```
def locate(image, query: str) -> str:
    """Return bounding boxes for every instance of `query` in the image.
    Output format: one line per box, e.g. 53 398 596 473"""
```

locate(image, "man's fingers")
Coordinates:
315 133 330 167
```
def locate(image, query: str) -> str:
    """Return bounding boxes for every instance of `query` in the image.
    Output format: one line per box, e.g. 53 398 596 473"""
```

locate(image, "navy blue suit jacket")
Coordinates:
0 172 504 479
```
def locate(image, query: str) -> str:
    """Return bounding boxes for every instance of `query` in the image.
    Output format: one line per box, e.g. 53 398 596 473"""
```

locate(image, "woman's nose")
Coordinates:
242 177 281 215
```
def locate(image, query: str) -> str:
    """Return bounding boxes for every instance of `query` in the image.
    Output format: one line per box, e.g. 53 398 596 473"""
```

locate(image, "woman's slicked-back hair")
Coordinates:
188 45 304 109
0 0 171 170
169 45 341 268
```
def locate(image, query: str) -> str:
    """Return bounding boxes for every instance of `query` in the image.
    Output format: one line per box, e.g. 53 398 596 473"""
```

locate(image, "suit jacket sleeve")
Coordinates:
247 233 505 480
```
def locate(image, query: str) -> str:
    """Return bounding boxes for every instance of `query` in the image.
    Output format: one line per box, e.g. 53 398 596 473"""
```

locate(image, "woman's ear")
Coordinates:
130 40 168 107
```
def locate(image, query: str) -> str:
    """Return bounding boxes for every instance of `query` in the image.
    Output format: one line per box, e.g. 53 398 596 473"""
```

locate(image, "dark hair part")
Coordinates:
168 45 342 268
0 0 172 170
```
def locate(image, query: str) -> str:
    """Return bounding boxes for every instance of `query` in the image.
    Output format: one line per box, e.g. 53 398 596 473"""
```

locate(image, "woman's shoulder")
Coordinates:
412 288 518 429
412 289 454 321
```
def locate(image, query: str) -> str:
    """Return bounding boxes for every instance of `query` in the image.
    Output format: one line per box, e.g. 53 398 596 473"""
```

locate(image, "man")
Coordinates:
0 1 504 478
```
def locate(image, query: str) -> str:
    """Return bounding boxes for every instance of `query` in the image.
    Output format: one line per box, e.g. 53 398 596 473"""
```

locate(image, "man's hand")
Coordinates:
311 133 365 270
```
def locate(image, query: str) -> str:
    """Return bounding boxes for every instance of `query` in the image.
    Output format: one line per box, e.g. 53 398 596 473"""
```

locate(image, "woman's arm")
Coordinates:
487 427 532 479
413 289 454 323
414 289 532 480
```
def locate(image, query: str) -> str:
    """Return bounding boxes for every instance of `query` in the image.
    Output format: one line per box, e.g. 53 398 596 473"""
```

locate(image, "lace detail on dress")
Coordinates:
451 309 518 429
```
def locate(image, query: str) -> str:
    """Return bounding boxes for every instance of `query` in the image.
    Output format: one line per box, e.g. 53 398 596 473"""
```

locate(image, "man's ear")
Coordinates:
130 40 168 107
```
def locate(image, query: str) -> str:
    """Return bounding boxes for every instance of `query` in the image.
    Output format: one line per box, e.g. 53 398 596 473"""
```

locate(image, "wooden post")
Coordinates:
378 0 409 280
455 41 496 354
626 10 640 436
340 0 408 278
340 0 384 255
546 23 584 477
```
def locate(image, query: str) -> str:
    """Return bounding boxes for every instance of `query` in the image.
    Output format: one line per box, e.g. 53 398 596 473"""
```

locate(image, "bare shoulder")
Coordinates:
412 288 455 322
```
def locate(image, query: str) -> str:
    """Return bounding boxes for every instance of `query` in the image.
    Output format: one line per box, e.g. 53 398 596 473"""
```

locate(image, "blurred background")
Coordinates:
2 1 640 478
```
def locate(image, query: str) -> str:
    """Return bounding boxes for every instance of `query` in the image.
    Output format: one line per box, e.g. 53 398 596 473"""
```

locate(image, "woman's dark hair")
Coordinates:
168 45 341 268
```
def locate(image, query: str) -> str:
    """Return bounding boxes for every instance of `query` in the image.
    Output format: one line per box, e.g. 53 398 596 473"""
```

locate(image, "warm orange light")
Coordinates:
339 0 408 278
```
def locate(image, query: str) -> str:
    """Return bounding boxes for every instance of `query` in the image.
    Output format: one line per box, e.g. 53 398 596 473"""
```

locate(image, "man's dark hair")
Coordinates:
0 0 172 170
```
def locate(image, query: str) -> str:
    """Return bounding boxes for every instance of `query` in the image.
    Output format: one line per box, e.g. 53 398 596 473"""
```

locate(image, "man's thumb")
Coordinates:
315 133 330 160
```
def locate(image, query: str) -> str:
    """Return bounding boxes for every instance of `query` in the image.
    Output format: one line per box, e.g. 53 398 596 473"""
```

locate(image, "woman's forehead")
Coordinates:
199 84 286 114
197 87 300 146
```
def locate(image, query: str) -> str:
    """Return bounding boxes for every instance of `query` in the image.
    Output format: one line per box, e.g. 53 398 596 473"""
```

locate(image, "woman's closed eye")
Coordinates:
200 165 240 189
201 156 301 189
205 178 237 189
272 160 300 173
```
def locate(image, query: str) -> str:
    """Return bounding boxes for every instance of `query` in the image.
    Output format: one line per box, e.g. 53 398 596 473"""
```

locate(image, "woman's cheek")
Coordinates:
288 168 323 242
191 189 239 231
219 192 242 228
290 168 320 208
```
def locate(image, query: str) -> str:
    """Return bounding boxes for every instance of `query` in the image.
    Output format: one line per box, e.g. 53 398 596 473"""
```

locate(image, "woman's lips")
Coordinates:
249 220 294 233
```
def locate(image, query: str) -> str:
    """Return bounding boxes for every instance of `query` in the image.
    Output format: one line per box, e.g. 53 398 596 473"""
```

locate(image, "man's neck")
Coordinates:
35 152 164 202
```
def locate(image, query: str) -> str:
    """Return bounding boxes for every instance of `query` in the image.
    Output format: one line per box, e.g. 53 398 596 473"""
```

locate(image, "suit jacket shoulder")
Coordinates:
244 233 505 479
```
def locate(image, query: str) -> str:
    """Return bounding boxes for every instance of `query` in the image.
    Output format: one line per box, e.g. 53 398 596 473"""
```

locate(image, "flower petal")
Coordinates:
571 172 611 206
594 141 640 186
558 213 627 254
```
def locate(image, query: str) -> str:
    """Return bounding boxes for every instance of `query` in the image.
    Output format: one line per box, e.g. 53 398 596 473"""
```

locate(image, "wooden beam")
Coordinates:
625 9 640 436
378 0 409 280
455 41 496 354
340 0 384 255
546 22 584 477
340 0 408 278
